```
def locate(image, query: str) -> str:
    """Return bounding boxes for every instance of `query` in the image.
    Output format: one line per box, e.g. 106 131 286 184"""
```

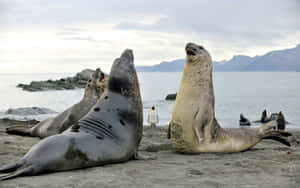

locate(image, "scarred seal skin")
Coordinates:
6 68 108 138
168 42 292 153
0 49 143 180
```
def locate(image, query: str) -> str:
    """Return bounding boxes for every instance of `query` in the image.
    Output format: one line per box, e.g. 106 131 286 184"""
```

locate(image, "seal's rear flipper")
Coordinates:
263 136 291 147
0 167 33 181
0 161 22 173
5 125 33 136
262 130 292 147
133 152 156 160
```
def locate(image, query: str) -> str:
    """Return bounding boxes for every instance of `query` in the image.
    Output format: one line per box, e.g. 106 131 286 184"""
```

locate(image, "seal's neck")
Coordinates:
179 59 214 97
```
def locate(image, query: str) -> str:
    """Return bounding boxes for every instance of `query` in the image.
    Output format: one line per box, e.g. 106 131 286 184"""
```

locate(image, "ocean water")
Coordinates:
0 72 299 128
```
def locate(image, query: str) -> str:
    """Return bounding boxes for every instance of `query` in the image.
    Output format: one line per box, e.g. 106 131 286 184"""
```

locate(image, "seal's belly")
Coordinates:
170 100 199 152
170 122 197 153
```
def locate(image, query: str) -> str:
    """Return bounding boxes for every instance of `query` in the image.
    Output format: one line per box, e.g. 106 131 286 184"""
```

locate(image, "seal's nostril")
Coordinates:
120 119 125 126
96 135 103 140
94 107 100 112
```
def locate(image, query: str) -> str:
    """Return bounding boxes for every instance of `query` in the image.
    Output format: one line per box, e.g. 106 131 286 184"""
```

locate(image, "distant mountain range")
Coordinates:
136 44 300 72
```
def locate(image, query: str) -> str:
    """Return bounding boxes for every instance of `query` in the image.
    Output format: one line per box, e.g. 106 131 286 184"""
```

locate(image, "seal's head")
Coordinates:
108 49 141 99
108 49 143 144
185 42 211 64
84 68 101 98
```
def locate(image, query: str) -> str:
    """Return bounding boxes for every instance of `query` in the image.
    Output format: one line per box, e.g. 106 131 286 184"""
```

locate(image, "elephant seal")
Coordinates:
0 49 143 180
168 43 292 153
239 114 251 126
253 110 290 126
5 68 108 138
260 109 269 123
253 109 270 123
271 111 286 130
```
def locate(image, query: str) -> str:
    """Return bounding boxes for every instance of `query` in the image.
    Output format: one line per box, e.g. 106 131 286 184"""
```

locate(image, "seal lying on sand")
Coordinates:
168 43 292 153
0 49 143 180
5 68 107 138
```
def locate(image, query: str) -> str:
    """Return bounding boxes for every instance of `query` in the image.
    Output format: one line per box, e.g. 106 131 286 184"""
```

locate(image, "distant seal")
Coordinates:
271 111 286 130
253 109 270 123
168 43 292 153
5 68 107 138
254 109 290 126
261 109 269 123
239 114 251 126
0 49 143 180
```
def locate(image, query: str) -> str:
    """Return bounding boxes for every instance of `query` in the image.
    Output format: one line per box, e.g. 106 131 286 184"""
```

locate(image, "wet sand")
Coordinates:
0 120 299 188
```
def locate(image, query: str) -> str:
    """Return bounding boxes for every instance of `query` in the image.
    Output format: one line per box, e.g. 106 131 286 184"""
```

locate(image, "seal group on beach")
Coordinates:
254 110 288 130
0 44 295 182
0 49 143 180
168 42 292 153
5 68 107 138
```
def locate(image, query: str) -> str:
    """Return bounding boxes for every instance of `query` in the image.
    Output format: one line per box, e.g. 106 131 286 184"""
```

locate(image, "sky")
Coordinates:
0 0 300 73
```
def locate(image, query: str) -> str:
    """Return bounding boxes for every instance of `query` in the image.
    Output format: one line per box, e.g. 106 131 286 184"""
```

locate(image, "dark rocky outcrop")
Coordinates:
165 93 177 100
17 69 98 91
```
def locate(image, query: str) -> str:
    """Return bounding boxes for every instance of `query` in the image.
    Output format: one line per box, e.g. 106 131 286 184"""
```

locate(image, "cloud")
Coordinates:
114 0 300 47
62 37 99 43
0 0 299 73
56 28 87 36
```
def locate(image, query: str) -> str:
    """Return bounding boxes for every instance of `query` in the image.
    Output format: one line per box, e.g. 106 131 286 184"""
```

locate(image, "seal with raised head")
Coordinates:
5 68 107 138
168 42 292 153
0 49 143 180
239 114 251 126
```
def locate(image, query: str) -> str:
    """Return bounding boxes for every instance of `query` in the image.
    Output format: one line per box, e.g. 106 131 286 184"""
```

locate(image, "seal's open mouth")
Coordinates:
186 50 196 56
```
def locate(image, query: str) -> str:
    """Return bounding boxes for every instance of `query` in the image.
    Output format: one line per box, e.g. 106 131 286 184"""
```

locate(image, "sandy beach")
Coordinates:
0 119 299 188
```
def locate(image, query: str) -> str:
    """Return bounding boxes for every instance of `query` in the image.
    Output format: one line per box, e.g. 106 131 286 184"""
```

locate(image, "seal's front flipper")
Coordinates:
192 108 205 143
133 152 156 160
5 125 33 136
0 167 33 181
193 125 204 143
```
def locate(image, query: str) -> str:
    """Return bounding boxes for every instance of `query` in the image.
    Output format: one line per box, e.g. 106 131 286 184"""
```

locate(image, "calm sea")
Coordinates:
0 72 299 128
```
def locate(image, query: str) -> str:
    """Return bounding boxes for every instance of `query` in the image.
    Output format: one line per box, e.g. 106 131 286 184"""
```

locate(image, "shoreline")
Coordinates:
0 121 299 187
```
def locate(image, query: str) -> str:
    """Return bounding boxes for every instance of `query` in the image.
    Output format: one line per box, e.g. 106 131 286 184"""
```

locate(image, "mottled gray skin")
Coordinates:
6 69 107 138
0 49 143 180
169 43 292 153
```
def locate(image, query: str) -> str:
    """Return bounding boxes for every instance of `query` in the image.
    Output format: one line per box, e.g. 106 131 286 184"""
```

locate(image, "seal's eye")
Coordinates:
198 46 204 50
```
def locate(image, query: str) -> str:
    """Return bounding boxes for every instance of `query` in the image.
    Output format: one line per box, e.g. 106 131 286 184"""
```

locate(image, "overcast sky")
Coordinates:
0 0 299 73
